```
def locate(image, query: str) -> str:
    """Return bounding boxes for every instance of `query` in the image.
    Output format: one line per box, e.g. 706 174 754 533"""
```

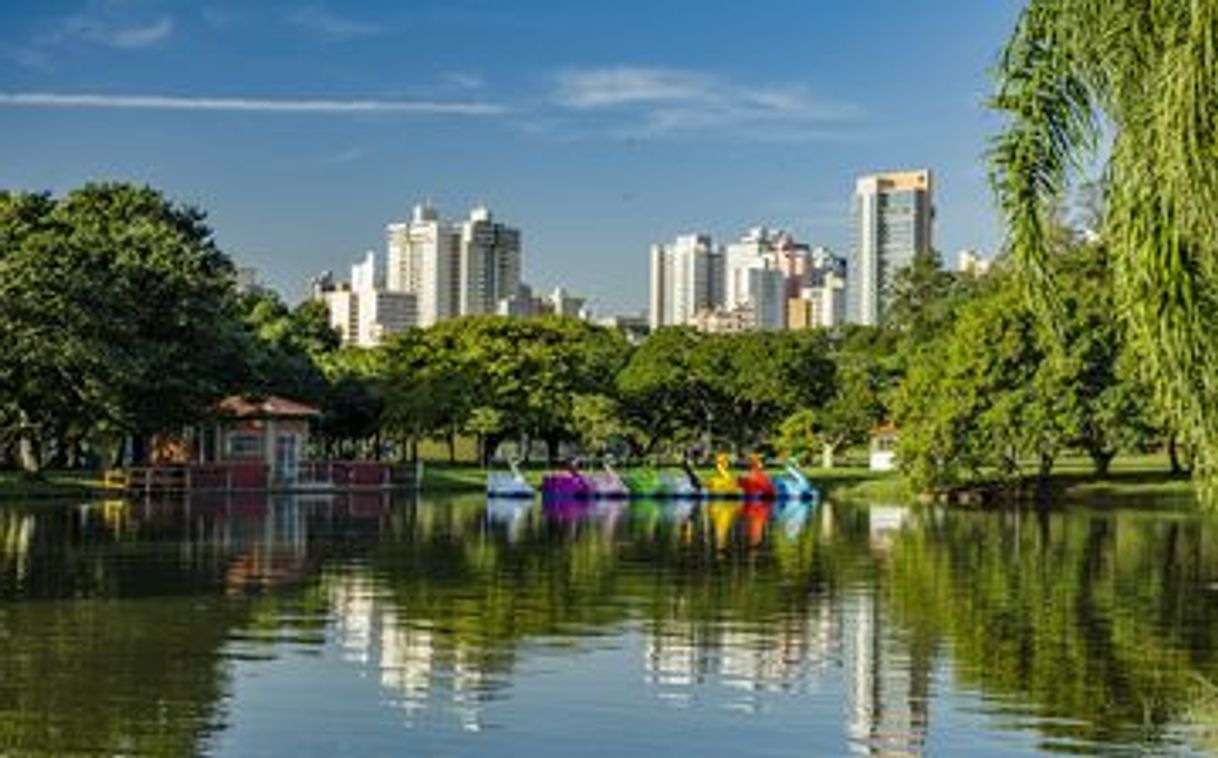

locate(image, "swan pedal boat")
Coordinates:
486 459 535 498
531 456 818 502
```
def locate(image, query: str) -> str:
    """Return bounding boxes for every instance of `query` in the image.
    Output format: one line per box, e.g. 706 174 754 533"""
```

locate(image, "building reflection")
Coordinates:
4 492 1212 754
639 502 929 754
327 570 502 732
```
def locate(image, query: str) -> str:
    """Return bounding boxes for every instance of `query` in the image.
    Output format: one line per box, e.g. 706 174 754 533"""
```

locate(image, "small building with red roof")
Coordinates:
205 395 321 483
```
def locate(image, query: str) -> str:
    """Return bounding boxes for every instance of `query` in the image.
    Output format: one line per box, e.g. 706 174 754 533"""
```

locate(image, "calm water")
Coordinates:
2 494 1217 756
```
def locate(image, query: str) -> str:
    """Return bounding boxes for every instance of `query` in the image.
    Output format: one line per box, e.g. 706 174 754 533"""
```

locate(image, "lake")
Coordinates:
1 494 1216 756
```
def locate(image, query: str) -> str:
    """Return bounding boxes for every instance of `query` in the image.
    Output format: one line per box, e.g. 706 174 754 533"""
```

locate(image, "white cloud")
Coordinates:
63 14 174 49
7 7 174 68
0 92 507 116
288 6 382 42
550 66 861 141
442 71 486 90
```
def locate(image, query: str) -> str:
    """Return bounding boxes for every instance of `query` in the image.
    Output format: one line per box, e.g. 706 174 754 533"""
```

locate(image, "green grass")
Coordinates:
1038 453 1194 503
1 452 1195 505
0 470 106 499
445 452 1196 505
430 459 905 499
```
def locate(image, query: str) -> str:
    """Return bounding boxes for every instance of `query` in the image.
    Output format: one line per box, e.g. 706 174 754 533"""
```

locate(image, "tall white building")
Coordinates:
957 249 990 277
545 287 587 319
648 234 724 329
849 170 934 325
387 202 521 326
356 291 417 347
746 264 788 330
386 203 459 328
724 227 773 309
724 228 807 330
322 286 359 345
317 252 417 348
457 206 522 316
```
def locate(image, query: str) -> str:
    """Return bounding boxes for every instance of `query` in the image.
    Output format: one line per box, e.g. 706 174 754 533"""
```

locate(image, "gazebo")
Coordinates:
203 395 322 484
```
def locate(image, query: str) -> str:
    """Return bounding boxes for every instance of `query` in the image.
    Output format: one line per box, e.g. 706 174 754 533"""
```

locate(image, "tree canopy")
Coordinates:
990 0 1218 498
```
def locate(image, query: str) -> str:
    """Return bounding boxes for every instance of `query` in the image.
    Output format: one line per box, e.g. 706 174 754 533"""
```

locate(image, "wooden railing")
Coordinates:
102 461 416 493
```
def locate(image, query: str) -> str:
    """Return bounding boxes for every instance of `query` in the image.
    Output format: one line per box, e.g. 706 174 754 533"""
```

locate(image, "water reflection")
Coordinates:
0 495 1216 755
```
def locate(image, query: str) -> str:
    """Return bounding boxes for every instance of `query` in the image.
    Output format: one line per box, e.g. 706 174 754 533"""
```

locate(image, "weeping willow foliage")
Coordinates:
991 0 1218 501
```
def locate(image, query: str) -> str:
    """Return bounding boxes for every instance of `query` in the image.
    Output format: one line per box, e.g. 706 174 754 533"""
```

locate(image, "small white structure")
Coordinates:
869 425 898 472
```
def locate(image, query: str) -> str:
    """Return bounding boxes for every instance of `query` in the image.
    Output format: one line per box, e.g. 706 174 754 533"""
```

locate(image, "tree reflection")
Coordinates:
1 496 1216 753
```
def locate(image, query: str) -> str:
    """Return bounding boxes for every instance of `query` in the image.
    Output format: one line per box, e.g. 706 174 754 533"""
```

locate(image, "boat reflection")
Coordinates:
2 494 1216 756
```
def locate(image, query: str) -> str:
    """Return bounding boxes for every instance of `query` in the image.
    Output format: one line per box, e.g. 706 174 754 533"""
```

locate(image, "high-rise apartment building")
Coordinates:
957 249 990 277
788 271 847 329
387 203 521 326
746 264 788 330
648 234 724 329
723 228 808 330
386 203 459 328
849 170 934 325
315 252 417 348
458 206 522 316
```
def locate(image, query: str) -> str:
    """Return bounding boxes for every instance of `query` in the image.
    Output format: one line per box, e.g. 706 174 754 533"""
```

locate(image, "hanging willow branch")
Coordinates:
990 0 1218 502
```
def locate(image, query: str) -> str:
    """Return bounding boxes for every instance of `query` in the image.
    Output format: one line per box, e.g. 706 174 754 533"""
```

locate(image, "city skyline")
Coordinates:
0 1 1021 315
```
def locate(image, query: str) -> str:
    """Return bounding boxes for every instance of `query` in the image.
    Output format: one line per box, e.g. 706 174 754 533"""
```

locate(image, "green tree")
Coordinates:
238 290 337 405
990 0 1218 498
0 183 249 469
616 327 714 456
894 276 1069 490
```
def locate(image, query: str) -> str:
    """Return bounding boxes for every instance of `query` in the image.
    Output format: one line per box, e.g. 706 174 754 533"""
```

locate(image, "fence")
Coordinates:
103 461 416 494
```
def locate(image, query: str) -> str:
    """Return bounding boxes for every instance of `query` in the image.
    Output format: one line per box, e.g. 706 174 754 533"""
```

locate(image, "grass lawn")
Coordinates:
0 470 105 499
428 458 906 500
0 452 1194 505
1040 453 1194 502
436 452 1195 504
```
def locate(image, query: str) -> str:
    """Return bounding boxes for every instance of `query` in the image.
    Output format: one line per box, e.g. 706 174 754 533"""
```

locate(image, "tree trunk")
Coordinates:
821 442 835 469
48 426 69 469
546 436 560 465
16 409 40 474
483 433 503 468
1168 434 1185 476
1089 448 1116 478
447 431 456 464
130 434 149 465
1037 450 1055 480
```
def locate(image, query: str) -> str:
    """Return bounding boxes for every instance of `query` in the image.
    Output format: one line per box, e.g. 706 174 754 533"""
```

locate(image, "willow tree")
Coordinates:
991 0 1218 498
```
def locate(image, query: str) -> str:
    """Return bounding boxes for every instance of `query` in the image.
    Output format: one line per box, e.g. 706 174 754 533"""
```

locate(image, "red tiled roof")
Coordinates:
217 395 321 419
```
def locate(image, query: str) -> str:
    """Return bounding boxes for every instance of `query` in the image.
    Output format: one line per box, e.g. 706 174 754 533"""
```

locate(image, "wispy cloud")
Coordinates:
288 6 382 42
442 71 486 90
62 14 174 49
550 66 862 141
0 92 507 116
7 5 174 68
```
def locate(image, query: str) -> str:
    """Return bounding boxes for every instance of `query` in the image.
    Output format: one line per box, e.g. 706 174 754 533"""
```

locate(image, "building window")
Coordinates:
226 433 263 459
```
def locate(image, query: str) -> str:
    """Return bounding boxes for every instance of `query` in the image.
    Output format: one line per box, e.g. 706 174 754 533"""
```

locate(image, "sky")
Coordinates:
0 0 1024 315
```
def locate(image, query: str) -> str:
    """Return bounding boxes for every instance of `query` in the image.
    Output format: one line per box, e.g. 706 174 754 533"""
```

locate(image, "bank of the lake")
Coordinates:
426 452 1195 505
0 471 105 500
0 453 1196 505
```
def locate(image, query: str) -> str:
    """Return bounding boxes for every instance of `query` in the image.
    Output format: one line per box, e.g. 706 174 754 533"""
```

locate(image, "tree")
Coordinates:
991 0 1218 498
238 290 336 405
775 409 818 463
317 348 383 459
818 327 897 468
0 183 250 469
884 250 975 343
894 276 1071 490
616 328 714 456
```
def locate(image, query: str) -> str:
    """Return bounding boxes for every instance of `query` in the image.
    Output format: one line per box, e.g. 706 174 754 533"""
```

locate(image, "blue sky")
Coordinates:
0 0 1023 315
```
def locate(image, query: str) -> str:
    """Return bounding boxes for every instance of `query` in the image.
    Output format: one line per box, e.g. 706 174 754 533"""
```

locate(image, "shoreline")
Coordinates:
0 458 1197 506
